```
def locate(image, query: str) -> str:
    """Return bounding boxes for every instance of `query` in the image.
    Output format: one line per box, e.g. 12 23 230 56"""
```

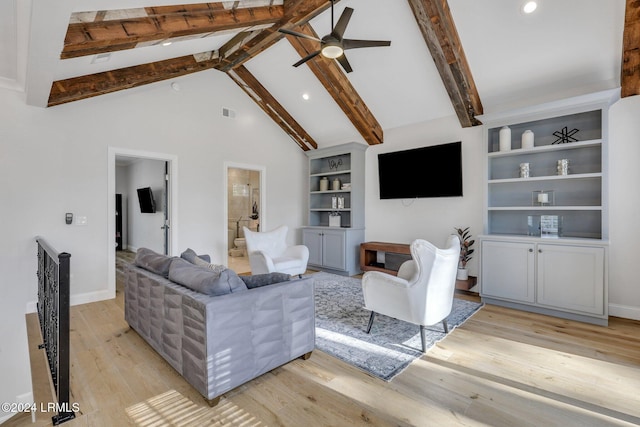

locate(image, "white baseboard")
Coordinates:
127 245 139 252
608 303 640 321
25 289 115 314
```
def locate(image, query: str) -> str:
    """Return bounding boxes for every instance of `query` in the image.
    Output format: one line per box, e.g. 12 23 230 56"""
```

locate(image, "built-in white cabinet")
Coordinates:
481 239 607 324
481 240 535 303
303 142 367 276
479 90 617 326
303 227 364 276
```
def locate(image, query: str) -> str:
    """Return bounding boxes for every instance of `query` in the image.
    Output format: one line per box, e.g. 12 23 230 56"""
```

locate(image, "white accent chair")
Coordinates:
361 236 461 352
243 225 309 277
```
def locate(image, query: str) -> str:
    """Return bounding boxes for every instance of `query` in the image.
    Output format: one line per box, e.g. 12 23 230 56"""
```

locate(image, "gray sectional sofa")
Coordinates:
124 248 315 405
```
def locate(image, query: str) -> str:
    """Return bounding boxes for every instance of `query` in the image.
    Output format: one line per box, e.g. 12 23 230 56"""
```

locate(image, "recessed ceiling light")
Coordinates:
162 41 172 46
522 1 537 14
302 93 310 101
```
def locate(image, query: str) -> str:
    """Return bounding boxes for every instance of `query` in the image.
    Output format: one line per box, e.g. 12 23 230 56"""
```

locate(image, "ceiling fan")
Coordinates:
278 0 391 73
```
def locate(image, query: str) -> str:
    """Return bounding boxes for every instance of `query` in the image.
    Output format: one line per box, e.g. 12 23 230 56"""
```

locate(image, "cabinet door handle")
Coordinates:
529 248 533 253
538 249 542 253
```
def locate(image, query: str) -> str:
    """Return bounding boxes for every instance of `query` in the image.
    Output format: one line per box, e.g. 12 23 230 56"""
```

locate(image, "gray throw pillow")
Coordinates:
240 273 291 289
134 247 173 278
180 248 211 264
168 258 247 296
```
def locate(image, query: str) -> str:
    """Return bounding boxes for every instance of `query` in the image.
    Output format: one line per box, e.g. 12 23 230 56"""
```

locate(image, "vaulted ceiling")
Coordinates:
1 0 637 150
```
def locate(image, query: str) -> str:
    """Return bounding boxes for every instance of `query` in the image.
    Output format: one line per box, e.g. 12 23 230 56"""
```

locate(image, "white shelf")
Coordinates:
488 139 602 158
488 206 602 211
310 170 351 177
488 172 602 184
310 190 351 194
310 208 352 212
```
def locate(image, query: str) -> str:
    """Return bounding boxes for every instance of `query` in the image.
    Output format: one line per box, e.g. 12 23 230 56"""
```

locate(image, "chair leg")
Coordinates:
366 312 376 334
420 325 426 352
442 319 449 334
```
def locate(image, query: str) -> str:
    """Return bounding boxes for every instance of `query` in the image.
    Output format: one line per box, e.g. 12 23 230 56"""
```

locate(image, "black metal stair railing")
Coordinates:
36 237 75 425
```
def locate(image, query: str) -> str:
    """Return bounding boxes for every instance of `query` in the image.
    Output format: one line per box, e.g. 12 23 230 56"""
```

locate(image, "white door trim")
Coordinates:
108 147 179 298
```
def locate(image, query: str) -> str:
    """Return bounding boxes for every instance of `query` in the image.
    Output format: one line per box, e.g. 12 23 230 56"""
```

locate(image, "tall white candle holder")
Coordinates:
532 190 554 206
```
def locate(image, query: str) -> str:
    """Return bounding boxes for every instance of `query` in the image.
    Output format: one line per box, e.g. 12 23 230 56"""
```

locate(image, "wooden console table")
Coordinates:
360 241 411 276
360 241 478 292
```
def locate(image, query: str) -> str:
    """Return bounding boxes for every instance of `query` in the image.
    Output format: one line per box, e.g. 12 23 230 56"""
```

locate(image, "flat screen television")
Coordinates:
377 141 463 199
137 187 157 213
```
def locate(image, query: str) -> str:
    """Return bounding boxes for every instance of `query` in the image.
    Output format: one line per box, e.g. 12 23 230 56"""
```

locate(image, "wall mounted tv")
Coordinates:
377 141 463 199
137 187 157 213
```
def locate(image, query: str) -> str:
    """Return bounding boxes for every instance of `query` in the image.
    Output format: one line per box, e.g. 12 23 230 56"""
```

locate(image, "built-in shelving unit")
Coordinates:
478 89 619 326
303 142 367 276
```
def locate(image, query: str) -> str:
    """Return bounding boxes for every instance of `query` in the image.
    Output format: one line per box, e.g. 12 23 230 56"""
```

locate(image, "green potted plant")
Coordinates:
454 227 475 280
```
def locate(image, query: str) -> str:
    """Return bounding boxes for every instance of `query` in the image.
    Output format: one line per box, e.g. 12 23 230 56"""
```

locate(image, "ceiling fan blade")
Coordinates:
343 39 391 50
279 28 321 43
332 7 354 40
336 54 353 73
293 50 322 67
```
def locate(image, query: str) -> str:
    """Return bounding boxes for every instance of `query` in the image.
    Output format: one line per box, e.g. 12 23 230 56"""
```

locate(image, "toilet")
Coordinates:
233 237 247 256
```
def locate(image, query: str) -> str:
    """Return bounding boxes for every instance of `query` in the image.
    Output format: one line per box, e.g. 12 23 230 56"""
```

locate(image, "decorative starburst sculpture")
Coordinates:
552 126 579 144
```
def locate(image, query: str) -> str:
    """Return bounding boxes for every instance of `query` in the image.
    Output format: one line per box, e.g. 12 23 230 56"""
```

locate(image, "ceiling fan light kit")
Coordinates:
321 42 344 59
280 0 390 73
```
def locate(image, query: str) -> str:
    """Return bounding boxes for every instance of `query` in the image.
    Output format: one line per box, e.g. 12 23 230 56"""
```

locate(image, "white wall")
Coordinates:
608 95 640 319
0 69 307 416
364 115 485 276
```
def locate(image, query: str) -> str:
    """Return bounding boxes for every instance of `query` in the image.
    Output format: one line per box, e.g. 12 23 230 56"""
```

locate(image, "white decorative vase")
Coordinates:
329 214 341 227
456 268 469 281
522 130 534 149
319 177 329 191
499 126 511 151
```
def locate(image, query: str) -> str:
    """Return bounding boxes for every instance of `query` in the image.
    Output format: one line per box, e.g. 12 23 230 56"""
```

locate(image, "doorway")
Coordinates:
225 162 265 274
108 147 178 298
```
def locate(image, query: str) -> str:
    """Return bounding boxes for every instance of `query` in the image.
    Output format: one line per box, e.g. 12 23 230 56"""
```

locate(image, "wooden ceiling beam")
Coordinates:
285 23 384 145
214 0 337 72
62 4 284 59
227 66 317 151
48 52 219 106
622 0 640 98
407 0 483 127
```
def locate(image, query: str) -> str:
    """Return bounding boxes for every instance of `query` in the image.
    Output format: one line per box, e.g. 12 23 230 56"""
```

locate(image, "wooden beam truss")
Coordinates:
284 23 384 145
62 4 284 59
622 0 640 98
227 65 318 151
407 0 482 127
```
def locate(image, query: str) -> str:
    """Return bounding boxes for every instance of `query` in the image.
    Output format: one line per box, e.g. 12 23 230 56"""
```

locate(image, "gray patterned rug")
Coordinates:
312 271 482 381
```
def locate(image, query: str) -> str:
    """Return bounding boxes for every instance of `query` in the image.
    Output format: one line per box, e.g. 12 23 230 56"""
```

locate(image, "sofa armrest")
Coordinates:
202 276 315 400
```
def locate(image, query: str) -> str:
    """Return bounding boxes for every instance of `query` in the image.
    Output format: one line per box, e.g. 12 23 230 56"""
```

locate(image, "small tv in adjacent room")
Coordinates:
136 187 157 213
377 141 463 199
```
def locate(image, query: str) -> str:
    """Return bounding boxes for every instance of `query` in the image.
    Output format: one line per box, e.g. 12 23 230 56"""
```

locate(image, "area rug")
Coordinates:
311 271 482 381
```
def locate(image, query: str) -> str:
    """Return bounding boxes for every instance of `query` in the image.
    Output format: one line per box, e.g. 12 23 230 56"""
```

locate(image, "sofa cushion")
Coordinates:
169 258 247 296
134 247 173 278
240 273 291 289
180 248 211 264
182 249 226 275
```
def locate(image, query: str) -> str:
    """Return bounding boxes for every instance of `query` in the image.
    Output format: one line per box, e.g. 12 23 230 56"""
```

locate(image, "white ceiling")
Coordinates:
1 0 626 148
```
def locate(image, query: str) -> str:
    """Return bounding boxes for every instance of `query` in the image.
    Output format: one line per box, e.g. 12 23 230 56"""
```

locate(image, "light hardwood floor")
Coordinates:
9 252 640 426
